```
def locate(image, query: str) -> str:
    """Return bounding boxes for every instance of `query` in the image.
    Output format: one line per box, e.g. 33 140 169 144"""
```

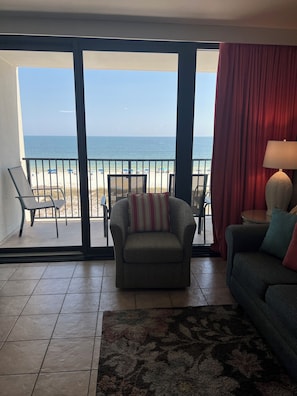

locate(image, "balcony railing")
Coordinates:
24 158 212 219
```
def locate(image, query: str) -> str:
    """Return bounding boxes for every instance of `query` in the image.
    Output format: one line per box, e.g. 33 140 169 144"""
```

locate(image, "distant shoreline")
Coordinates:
30 169 176 190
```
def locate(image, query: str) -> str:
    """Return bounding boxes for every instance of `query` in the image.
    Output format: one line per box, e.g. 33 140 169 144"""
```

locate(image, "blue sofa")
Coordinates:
226 224 297 380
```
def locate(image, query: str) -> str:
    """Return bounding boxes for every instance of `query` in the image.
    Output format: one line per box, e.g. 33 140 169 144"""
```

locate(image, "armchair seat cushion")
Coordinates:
124 232 183 264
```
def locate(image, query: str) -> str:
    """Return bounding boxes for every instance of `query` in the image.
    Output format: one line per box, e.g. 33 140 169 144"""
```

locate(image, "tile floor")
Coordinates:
0 257 235 396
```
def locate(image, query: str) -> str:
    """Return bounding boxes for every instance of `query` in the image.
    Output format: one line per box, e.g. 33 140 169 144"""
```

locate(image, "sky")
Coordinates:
18 67 217 137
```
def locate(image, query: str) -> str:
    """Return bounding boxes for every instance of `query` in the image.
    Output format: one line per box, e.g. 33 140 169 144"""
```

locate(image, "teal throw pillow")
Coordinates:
260 209 297 259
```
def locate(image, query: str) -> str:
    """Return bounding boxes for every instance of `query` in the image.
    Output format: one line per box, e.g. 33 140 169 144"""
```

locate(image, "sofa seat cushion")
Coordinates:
265 284 297 336
232 252 297 298
124 232 183 264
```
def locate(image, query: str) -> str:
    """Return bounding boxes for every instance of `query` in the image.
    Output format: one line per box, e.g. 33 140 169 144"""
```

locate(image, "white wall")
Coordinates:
0 58 23 242
0 13 296 45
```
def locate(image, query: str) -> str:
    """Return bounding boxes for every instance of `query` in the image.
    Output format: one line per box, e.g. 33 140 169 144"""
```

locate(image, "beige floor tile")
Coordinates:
135 291 172 309
10 266 46 280
68 277 102 294
0 340 49 375
42 264 76 279
201 287 236 305
88 370 98 396
33 371 90 396
73 262 104 278
0 316 18 341
0 296 29 316
33 278 70 295
61 293 100 313
22 294 65 315
0 257 237 395
96 312 104 336
169 288 208 307
41 338 94 372
103 261 116 276
191 258 227 274
53 312 98 338
0 373 38 396
0 264 20 268
0 267 17 281
92 337 101 370
21 263 49 267
101 276 116 292
189 275 200 288
195 272 227 288
99 291 135 311
7 314 58 341
0 280 39 296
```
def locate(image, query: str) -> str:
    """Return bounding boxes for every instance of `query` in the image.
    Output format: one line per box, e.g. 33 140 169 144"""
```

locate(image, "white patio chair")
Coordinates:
8 166 67 237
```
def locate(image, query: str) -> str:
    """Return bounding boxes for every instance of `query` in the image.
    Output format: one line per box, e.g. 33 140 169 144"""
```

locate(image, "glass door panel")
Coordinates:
83 51 178 247
0 51 81 249
193 49 219 245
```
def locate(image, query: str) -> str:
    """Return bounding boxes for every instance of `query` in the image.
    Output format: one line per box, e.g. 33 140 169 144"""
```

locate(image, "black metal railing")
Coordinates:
23 158 212 219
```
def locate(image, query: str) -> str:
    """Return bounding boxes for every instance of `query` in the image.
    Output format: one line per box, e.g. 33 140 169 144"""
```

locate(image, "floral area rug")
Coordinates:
97 305 297 395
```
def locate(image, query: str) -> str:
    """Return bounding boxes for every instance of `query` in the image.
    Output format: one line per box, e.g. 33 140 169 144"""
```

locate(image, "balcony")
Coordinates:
1 157 213 249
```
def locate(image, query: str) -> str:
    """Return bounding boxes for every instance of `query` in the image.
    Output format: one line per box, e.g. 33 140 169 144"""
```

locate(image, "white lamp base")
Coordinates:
265 170 292 216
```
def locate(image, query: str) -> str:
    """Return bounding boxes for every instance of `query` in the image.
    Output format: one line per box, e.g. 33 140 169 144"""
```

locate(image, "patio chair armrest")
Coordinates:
33 187 66 200
100 196 109 216
100 195 107 207
18 194 54 202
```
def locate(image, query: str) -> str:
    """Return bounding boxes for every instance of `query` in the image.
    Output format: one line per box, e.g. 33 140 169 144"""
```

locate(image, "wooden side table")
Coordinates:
241 210 271 224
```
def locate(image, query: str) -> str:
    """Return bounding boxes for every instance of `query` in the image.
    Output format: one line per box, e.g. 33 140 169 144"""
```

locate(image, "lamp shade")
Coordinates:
263 140 297 216
263 140 297 170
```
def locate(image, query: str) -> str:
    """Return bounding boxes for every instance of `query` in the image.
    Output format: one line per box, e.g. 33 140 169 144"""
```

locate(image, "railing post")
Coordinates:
25 159 31 186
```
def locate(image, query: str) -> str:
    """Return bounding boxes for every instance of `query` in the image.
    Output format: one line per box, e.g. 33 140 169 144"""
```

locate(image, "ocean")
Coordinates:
24 135 213 160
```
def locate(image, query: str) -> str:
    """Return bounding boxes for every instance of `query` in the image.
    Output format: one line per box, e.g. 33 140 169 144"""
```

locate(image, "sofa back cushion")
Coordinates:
260 209 297 259
128 192 170 232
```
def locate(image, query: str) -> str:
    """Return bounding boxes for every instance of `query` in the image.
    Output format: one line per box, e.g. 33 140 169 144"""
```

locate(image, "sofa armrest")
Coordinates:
225 224 269 286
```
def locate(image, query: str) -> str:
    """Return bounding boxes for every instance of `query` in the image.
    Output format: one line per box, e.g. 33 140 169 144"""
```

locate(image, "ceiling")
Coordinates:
0 0 295 71
0 0 297 30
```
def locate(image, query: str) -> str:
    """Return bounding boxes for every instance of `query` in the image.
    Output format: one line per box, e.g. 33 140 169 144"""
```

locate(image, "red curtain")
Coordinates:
211 43 297 258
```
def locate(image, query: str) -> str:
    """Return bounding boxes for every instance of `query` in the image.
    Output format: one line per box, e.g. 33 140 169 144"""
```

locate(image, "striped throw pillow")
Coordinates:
128 192 170 232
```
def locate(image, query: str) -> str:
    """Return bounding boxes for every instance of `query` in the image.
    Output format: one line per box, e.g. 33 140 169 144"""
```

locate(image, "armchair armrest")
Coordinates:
110 199 129 260
169 197 196 261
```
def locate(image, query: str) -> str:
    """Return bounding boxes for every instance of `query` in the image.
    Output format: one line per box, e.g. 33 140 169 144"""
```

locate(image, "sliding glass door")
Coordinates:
0 50 82 250
0 37 219 260
193 49 219 245
82 51 178 247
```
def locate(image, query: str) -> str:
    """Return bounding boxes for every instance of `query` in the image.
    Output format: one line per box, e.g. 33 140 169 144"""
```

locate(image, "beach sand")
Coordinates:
30 170 170 191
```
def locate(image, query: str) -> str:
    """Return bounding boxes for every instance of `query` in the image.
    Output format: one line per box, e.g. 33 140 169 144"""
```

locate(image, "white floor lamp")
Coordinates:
263 140 297 216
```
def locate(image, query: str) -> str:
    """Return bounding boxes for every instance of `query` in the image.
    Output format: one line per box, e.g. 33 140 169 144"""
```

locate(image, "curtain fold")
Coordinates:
211 43 297 258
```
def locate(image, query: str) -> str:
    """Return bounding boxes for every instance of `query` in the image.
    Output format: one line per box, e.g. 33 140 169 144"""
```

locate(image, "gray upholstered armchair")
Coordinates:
110 196 196 289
